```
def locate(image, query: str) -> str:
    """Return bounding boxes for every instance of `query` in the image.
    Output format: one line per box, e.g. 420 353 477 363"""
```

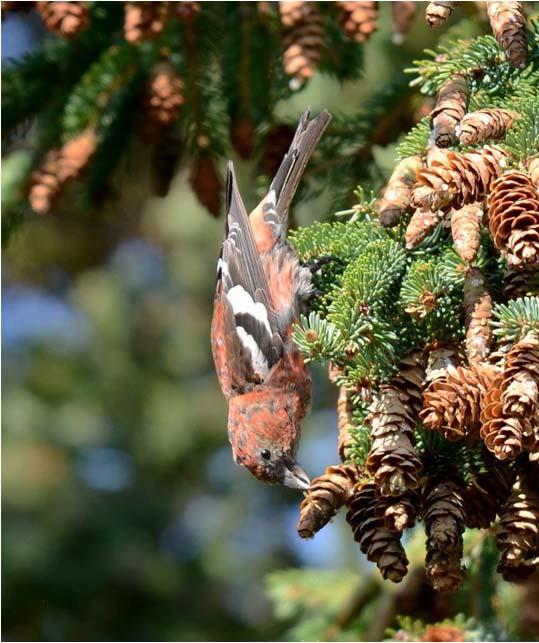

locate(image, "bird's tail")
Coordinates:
269 108 331 222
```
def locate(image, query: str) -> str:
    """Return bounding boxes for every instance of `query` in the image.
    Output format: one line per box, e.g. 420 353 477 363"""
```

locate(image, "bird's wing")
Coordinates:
211 163 284 397
250 109 331 251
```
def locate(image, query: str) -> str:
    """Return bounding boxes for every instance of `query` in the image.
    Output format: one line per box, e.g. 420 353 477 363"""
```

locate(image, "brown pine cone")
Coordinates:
465 460 514 529
36 1 89 38
190 154 222 217
420 362 499 441
425 1 458 28
457 108 517 145
487 170 539 268
503 266 539 299
29 128 97 215
391 1 417 45
346 483 409 582
423 477 467 592
170 0 200 23
497 463 539 581
145 61 184 127
366 351 425 495
411 146 508 212
405 208 444 248
280 1 323 90
487 1 528 69
380 491 419 533
337 386 354 462
528 157 539 187
336 1 379 44
378 155 422 228
501 331 539 418
450 203 483 264
430 74 469 148
480 384 533 460
124 1 168 43
425 345 460 384
297 464 360 538
463 268 492 364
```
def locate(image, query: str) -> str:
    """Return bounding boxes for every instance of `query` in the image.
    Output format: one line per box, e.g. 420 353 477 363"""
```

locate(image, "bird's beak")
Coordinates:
282 457 310 490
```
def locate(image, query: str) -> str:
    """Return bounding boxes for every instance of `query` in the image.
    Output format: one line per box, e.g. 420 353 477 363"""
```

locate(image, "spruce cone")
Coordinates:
528 157 539 187
457 108 517 145
405 208 444 248
503 267 539 299
501 331 539 419
347 483 409 582
337 386 354 461
297 464 360 538
124 2 168 43
190 155 222 217
29 128 97 215
380 491 419 533
425 345 459 384
366 351 425 495
391 1 417 45
411 146 508 212
465 460 513 528
378 155 422 228
36 1 89 37
145 61 184 127
450 203 483 263
430 74 469 148
420 362 499 441
280 1 323 90
425 1 457 28
170 1 200 23
487 170 539 268
487 1 528 69
463 268 492 364
336 1 379 44
497 463 539 581
423 477 467 592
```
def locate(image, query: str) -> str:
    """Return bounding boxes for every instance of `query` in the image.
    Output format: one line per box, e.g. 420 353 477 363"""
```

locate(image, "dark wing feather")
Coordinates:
212 163 283 395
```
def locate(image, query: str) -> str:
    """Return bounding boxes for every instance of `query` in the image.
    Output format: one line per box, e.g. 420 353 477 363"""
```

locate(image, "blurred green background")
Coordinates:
5 5 535 641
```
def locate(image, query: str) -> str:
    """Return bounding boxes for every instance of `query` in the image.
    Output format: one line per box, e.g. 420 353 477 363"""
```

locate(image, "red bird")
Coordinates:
211 109 331 489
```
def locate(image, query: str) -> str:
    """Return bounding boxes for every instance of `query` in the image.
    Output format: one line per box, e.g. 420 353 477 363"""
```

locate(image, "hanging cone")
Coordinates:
337 386 355 462
36 1 89 37
366 351 425 496
260 124 296 177
405 208 444 248
346 482 409 582
420 362 499 441
497 463 539 581
190 154 222 217
465 459 514 528
430 73 469 148
450 203 483 263
487 170 539 268
378 155 422 228
124 2 168 43
411 146 508 212
503 266 539 299
279 1 323 90
151 127 183 197
297 464 360 538
457 108 517 145
425 344 460 384
170 1 200 23
29 128 97 215
463 268 492 364
380 491 419 533
145 60 184 127
231 116 255 160
423 477 467 592
487 1 528 69
425 1 457 28
501 331 539 418
336 1 379 44
391 1 417 45
527 157 539 186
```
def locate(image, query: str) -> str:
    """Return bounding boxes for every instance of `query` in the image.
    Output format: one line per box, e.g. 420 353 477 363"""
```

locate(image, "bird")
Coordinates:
211 108 331 489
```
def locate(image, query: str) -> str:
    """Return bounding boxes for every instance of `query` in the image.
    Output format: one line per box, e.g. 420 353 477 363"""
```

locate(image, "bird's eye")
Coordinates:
261 449 271 460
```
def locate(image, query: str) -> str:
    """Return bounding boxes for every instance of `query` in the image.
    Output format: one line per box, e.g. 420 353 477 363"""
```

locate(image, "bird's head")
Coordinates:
227 389 310 489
